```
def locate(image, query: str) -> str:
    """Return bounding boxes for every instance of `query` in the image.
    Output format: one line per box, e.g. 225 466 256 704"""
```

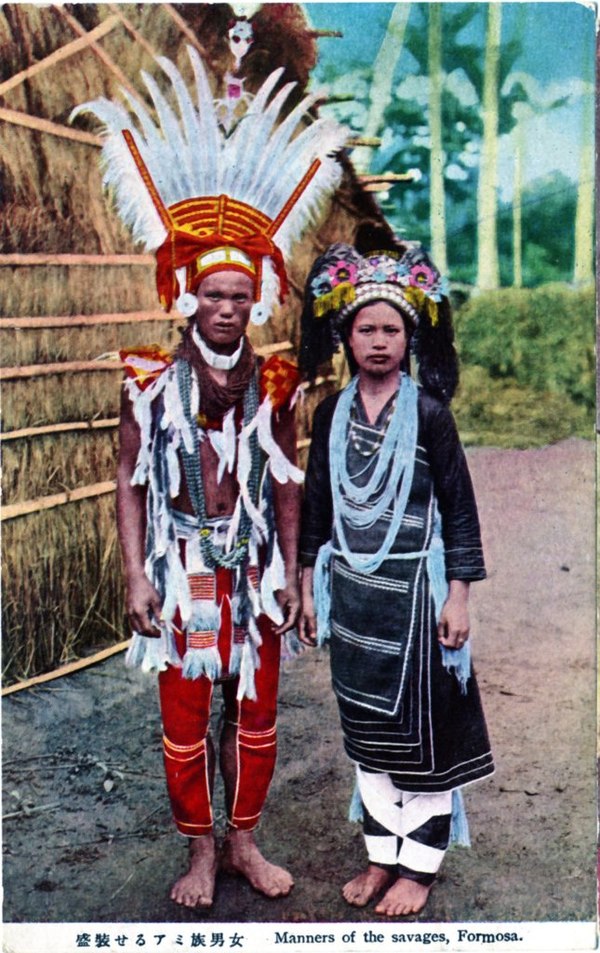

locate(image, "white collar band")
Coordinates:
192 326 244 370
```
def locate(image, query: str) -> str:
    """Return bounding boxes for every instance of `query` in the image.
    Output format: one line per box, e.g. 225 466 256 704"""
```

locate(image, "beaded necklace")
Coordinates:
176 358 262 568
349 396 397 457
330 373 418 574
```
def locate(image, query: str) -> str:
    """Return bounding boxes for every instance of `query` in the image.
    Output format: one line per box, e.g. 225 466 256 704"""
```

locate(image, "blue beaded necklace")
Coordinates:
176 358 262 568
329 373 418 574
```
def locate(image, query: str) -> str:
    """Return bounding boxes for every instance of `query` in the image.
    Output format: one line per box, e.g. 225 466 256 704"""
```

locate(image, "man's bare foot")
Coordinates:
342 865 395 907
170 835 217 908
374 876 432 917
220 829 294 898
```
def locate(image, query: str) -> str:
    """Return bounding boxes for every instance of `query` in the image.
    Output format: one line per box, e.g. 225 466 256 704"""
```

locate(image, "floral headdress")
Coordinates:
300 242 459 404
72 46 347 325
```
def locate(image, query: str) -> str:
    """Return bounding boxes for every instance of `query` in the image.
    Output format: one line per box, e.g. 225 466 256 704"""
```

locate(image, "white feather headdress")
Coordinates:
72 46 348 323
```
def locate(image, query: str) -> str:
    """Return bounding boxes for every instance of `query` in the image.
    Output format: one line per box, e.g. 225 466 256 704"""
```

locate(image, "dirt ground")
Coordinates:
2 439 597 928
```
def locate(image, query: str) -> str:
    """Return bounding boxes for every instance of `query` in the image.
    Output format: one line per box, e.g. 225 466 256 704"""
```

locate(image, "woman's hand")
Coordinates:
298 567 318 647
437 579 470 650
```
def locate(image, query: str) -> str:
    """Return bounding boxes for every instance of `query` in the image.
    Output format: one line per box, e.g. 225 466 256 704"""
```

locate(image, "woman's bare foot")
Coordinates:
220 829 294 897
374 876 432 917
342 865 395 907
170 835 218 908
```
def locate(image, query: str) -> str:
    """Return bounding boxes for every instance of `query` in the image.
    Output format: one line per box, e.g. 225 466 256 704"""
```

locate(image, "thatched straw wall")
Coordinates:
1 3 390 684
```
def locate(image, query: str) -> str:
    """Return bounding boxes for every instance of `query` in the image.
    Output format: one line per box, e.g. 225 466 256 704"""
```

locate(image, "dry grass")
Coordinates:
2 371 122 431
2 494 125 683
0 318 181 366
0 264 158 318
2 428 119 504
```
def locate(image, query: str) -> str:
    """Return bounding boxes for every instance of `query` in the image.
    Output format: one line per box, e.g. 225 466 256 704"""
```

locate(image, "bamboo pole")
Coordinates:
1 481 116 522
0 311 170 329
0 341 294 381
55 6 145 106
0 370 333 443
349 137 382 148
108 5 160 61
0 107 102 147
1 640 132 697
0 15 121 96
0 254 154 267
358 173 413 183
1 419 119 443
0 421 322 519
161 4 213 64
0 360 123 381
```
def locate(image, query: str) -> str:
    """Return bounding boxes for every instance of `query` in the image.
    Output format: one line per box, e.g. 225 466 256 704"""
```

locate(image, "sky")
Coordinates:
301 2 596 200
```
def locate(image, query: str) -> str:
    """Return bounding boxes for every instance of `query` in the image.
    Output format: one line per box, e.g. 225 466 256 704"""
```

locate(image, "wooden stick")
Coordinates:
1 481 116 521
0 253 154 266
0 310 170 329
0 341 293 381
358 173 414 183
108 6 159 61
0 107 101 147
1 640 132 696
254 340 293 357
0 360 123 381
1 419 119 443
348 137 382 148
3 802 61 820
161 4 212 63
0 15 121 96
55 7 144 105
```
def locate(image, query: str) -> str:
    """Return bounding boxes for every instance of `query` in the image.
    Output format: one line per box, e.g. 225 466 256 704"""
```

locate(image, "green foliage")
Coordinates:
453 365 594 449
453 285 595 447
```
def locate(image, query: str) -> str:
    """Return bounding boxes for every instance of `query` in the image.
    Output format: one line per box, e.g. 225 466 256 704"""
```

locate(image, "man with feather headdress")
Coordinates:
73 44 346 907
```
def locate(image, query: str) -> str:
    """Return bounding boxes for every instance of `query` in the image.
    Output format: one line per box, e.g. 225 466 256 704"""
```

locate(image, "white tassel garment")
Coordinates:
254 397 304 485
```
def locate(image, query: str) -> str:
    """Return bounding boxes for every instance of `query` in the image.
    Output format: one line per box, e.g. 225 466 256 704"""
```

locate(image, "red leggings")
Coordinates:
158 567 281 836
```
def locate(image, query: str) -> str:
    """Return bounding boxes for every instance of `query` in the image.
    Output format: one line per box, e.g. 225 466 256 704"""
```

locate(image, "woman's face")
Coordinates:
347 302 409 377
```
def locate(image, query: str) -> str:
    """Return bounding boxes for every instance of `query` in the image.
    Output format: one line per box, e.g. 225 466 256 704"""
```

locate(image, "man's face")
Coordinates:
347 301 409 377
194 270 254 353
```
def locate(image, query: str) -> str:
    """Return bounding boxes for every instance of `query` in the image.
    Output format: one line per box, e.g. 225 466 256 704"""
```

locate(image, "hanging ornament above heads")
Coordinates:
228 18 254 72
71 46 348 326
216 72 252 134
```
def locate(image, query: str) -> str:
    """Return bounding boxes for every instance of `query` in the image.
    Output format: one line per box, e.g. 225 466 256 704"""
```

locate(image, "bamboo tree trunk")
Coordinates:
573 79 594 284
352 3 411 173
428 3 447 273
512 130 523 288
476 4 501 290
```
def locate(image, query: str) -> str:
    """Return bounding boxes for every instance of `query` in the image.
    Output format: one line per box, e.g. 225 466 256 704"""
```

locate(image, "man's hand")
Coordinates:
437 579 470 650
298 567 318 647
126 574 163 638
274 580 301 636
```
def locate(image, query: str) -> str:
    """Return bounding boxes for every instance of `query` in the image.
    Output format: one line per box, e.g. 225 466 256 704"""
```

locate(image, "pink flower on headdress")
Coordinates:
328 260 358 286
409 263 437 291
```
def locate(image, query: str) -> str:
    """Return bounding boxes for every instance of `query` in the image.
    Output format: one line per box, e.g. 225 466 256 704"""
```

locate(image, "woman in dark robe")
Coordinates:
298 242 494 917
